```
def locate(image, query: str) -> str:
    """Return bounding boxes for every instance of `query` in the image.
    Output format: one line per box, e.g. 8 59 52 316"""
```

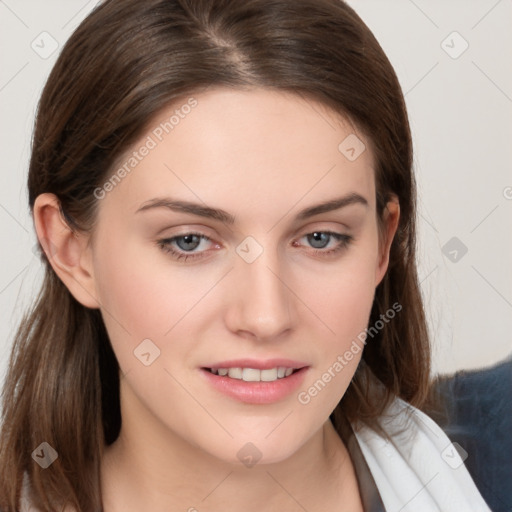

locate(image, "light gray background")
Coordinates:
1 0 511 387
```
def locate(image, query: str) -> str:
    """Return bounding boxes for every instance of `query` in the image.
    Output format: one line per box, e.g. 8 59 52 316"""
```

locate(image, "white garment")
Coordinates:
352 395 492 511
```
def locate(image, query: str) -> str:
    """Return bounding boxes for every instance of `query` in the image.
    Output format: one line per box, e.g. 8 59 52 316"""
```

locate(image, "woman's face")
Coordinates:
81 87 398 464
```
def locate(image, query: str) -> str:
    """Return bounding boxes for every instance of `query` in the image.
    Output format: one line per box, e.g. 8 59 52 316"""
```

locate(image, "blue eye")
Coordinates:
156 232 213 262
156 230 353 262
171 233 202 252
299 231 353 256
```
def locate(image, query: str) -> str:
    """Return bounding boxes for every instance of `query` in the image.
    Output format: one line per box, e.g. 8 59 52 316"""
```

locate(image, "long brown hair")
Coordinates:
0 0 432 510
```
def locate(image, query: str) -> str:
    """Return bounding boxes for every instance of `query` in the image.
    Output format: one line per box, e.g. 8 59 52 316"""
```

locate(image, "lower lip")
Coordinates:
200 367 309 404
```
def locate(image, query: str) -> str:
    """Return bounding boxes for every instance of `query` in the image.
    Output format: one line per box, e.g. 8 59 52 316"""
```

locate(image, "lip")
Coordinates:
200 366 310 404
202 358 308 371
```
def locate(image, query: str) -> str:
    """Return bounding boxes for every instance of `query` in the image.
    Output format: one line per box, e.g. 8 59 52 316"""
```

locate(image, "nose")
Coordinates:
224 244 293 341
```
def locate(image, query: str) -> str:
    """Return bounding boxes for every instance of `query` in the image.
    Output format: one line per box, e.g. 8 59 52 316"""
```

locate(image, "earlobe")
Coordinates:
375 197 400 287
33 193 100 309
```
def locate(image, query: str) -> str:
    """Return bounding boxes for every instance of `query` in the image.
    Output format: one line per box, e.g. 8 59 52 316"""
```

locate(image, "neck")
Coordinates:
100 384 360 511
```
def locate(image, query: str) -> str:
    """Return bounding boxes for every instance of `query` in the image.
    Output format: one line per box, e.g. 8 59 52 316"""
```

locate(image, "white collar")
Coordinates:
351 395 492 511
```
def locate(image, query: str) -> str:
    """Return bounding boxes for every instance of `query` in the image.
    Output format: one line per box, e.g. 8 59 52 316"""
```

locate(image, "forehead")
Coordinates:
100 87 376 221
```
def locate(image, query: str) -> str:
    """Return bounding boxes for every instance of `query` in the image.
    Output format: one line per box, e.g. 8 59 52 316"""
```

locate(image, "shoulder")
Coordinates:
351 395 492 511
432 357 512 512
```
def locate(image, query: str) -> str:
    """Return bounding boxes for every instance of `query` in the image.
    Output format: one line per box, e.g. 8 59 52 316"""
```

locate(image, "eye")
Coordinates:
294 231 353 257
156 230 353 263
156 232 217 262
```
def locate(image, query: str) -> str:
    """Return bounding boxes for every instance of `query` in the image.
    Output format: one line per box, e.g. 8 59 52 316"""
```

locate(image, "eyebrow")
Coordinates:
135 192 368 224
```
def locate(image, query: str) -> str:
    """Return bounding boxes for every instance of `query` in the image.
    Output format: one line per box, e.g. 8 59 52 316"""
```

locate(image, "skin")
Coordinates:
34 87 399 511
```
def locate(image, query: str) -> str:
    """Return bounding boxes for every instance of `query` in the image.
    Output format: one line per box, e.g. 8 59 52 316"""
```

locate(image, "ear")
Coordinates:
374 195 400 287
33 193 100 309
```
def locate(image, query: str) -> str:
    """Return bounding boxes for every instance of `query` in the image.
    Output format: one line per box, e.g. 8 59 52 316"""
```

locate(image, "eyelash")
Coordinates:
156 231 353 262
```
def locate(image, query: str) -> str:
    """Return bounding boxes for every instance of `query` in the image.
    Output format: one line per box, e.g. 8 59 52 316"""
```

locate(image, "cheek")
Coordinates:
294 259 376 415
304 244 378 343
92 236 197 361
92 233 230 378
296 236 378 397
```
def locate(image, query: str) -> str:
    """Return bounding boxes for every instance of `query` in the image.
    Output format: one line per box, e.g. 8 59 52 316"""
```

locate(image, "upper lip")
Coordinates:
202 358 309 371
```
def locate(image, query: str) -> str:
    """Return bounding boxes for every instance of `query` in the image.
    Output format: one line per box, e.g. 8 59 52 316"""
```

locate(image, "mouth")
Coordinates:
202 366 304 382
199 364 310 404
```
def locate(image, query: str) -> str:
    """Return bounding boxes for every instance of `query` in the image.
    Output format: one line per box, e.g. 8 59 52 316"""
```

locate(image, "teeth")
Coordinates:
260 368 278 382
209 366 298 382
228 368 243 379
243 368 262 382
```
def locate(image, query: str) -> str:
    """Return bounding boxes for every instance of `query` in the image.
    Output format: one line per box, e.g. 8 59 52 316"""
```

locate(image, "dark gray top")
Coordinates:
346 424 386 512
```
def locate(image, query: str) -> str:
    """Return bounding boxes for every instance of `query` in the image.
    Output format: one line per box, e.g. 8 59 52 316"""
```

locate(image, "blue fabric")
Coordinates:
431 356 512 512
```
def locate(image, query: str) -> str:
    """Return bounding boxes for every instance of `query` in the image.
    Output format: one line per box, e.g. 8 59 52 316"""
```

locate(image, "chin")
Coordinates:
206 433 306 468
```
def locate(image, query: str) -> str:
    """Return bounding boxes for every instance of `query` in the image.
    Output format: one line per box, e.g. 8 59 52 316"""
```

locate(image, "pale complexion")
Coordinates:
34 87 399 511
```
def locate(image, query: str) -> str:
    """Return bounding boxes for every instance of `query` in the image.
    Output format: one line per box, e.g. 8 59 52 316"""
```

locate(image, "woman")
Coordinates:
0 0 492 510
